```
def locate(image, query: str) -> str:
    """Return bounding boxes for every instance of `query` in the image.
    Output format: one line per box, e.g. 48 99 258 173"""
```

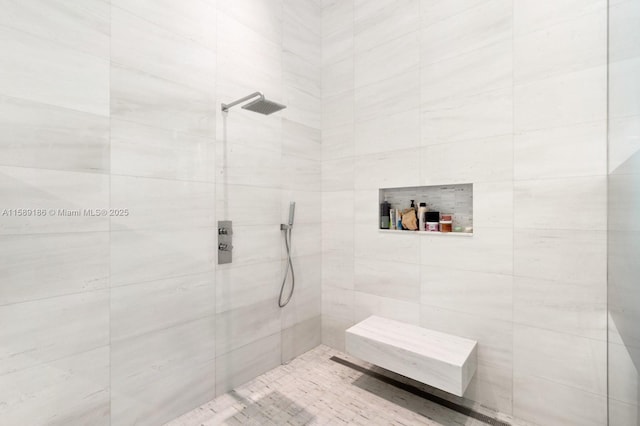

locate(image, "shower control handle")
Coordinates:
218 220 233 264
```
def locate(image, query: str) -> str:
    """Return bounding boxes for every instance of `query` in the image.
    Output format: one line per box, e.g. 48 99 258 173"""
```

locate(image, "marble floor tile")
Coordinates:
167 345 504 426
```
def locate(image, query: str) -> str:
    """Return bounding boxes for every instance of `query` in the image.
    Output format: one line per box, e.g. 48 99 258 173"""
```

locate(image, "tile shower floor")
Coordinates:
166 345 492 426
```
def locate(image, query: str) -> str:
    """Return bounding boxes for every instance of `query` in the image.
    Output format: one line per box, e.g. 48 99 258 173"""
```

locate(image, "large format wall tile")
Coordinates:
0 0 109 58
514 276 606 340
111 176 215 231
514 176 607 231
111 7 216 90
111 0 217 48
354 257 420 301
0 166 109 235
0 290 109 375
0 347 109 426
111 272 215 341
111 65 215 137
514 121 607 180
110 228 215 287
215 333 282 396
111 317 216 426
215 299 281 356
0 232 109 306
110 119 215 182
0 96 109 173
0 26 109 116
354 0 419 54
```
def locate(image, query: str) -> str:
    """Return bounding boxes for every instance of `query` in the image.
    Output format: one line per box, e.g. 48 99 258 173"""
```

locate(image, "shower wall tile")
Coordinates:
110 228 215 287
282 315 322 363
111 7 216 90
322 251 355 290
472 181 514 229
354 69 420 122
282 120 321 161
514 65 607 132
110 119 215 182
111 176 215 231
111 0 217 48
0 290 109 375
321 315 353 352
609 0 640 63
284 51 321 100
421 228 513 275
353 291 420 325
111 317 216 426
216 144 282 188
354 258 420 301
283 85 322 130
0 347 109 426
608 115 640 173
419 0 489 29
217 0 283 44
354 109 420 156
514 176 607 231
217 113 282 157
353 190 376 225
514 121 607 180
513 0 606 36
354 0 419 53
514 325 606 394
323 90 354 130
513 10 606 85
354 148 420 190
421 40 512 104
421 268 513 322
216 14 282 100
0 95 109 173
419 0 512 66
420 306 513 412
322 124 354 160
322 56 354 98
354 31 419 89
322 222 354 253
281 255 322 328
354 224 420 264
225 225 282 266
322 285 354 319
421 135 513 184
0 26 109 116
514 276 606 340
283 3 322 68
282 155 321 192
215 299 281 356
110 272 215 341
215 333 282 396
282 189 322 225
111 65 216 137
514 229 606 285
322 157 354 191
215 261 281 314
288 223 322 257
513 375 607 426
216 184 281 226
0 0 109 57
0 166 109 235
0 232 109 306
421 87 513 145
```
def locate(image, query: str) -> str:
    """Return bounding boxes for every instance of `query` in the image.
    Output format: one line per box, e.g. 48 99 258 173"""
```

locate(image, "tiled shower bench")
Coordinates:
345 316 477 397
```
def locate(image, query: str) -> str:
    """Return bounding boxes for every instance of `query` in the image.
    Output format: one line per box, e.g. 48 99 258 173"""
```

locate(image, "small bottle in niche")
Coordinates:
380 201 390 229
418 202 428 231
426 211 440 232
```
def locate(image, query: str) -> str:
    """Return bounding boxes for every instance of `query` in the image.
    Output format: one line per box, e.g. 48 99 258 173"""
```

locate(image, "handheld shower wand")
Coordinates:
279 202 296 307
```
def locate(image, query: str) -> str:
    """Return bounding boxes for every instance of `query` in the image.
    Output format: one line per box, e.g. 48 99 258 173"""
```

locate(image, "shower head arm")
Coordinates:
221 92 264 112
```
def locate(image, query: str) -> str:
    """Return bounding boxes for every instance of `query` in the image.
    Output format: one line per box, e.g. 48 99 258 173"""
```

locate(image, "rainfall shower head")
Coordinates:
221 92 286 115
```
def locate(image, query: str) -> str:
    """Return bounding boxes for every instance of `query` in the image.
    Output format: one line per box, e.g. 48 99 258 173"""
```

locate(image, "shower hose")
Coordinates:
278 226 295 307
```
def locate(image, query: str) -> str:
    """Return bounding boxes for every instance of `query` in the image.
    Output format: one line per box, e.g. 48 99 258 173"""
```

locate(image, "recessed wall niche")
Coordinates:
379 184 473 235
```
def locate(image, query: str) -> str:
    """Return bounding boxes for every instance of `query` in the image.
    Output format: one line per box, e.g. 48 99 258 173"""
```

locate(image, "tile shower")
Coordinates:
0 1 637 426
